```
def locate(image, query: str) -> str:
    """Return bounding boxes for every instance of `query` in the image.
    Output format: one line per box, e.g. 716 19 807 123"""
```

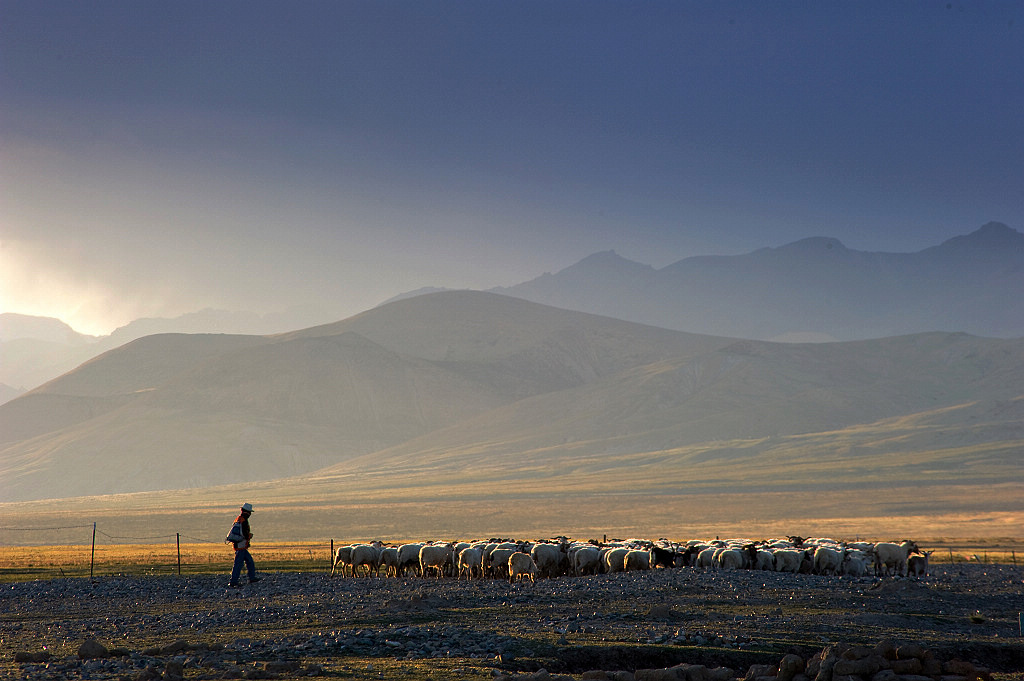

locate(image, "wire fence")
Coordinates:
2 524 1020 583
0 524 96 532
0 522 336 582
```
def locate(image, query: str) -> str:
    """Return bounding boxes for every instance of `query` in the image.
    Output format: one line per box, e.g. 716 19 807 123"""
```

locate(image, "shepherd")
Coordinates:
227 502 261 588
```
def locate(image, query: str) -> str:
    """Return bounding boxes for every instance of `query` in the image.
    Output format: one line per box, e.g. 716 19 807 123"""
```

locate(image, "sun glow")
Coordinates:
1 239 125 337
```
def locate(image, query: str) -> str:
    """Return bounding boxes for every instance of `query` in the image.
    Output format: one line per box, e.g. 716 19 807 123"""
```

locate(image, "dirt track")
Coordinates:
2 563 1023 679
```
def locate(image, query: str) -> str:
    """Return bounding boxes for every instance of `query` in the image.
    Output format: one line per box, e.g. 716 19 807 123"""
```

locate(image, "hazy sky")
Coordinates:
2 1 1022 335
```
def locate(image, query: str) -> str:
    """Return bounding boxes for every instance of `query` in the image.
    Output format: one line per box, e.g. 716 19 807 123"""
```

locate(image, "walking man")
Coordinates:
228 502 261 587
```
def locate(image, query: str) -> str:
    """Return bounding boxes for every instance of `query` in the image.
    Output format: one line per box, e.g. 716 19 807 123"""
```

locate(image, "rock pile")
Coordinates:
801 641 992 681
494 640 995 681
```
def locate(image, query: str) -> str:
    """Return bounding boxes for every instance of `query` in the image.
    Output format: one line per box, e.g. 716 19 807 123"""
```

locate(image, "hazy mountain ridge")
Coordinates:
495 222 1024 341
3 223 1019 403
317 331 1024 481
0 308 332 401
0 313 98 345
0 293 729 501
1 291 1021 504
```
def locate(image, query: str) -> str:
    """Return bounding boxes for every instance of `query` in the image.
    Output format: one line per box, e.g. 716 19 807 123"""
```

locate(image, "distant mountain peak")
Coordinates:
493 250 653 296
579 249 623 262
969 221 1020 242
773 236 848 253
376 286 455 307
936 221 1022 250
976 220 1014 234
571 250 653 270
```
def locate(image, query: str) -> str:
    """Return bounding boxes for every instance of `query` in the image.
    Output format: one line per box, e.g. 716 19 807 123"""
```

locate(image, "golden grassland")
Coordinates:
2 432 1020 573
2 492 1022 548
2 389 1020 551
3 482 1022 541
0 542 333 582
2 536 1022 583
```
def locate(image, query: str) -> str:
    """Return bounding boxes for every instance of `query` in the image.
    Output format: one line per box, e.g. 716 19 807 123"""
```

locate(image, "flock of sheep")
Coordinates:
330 536 931 583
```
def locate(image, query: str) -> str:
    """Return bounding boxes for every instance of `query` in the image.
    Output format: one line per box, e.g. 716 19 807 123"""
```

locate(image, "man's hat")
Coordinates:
241 502 254 513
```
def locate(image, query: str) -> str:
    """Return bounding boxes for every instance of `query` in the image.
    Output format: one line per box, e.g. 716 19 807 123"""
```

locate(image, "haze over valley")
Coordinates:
2 283 1021 541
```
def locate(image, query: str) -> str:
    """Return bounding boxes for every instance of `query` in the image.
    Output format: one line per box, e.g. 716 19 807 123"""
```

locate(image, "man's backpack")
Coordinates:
225 521 244 544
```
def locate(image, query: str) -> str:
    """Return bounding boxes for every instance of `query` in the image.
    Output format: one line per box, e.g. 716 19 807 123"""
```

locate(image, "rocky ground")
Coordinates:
1 563 1022 680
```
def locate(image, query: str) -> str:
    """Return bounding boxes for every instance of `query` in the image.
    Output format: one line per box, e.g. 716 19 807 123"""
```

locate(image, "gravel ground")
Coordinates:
2 563 1023 679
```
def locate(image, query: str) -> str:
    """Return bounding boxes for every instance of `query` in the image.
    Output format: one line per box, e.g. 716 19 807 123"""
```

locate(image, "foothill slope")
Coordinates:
0 291 1021 542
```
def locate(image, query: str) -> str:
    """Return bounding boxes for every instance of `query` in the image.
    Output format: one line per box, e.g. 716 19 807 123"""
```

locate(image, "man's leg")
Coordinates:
230 551 244 586
244 550 258 582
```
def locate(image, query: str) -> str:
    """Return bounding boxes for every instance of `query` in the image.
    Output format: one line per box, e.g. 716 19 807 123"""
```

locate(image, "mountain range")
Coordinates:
1 291 1022 515
494 221 1024 342
1 222 1022 539
3 222 1021 405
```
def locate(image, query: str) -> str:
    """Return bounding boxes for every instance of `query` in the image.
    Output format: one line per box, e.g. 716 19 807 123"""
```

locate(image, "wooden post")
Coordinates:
1012 550 1016 566
948 548 954 564
90 523 97 580
330 539 334 572
176 533 181 576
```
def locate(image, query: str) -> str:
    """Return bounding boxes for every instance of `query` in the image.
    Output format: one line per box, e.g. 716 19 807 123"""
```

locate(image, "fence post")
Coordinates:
90 522 97 580
330 539 334 573
177 533 181 576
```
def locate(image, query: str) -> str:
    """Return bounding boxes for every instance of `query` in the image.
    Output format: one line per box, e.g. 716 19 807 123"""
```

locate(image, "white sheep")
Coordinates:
773 549 804 573
509 551 538 584
602 547 630 574
396 543 424 577
813 546 844 575
451 542 471 575
873 540 919 576
623 549 652 572
350 542 383 578
486 548 516 580
841 550 869 577
717 548 744 570
330 545 354 578
379 547 400 578
457 546 483 580
695 547 718 569
419 543 454 579
531 541 569 579
572 546 602 576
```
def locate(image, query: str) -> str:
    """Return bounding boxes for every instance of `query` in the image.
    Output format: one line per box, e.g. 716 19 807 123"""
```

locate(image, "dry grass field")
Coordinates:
2 536 1021 583
0 542 333 582
2 479 1021 544
3 450 1020 581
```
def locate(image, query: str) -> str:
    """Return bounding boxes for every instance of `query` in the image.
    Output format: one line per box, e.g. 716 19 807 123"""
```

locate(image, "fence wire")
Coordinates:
96 529 179 543
0 524 95 531
0 522 335 581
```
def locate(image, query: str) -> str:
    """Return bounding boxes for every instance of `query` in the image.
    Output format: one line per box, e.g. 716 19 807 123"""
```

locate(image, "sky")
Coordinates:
2 1 1022 336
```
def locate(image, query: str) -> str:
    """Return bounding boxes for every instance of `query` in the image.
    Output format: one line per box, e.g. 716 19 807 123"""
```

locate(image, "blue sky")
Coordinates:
2 1 1022 335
